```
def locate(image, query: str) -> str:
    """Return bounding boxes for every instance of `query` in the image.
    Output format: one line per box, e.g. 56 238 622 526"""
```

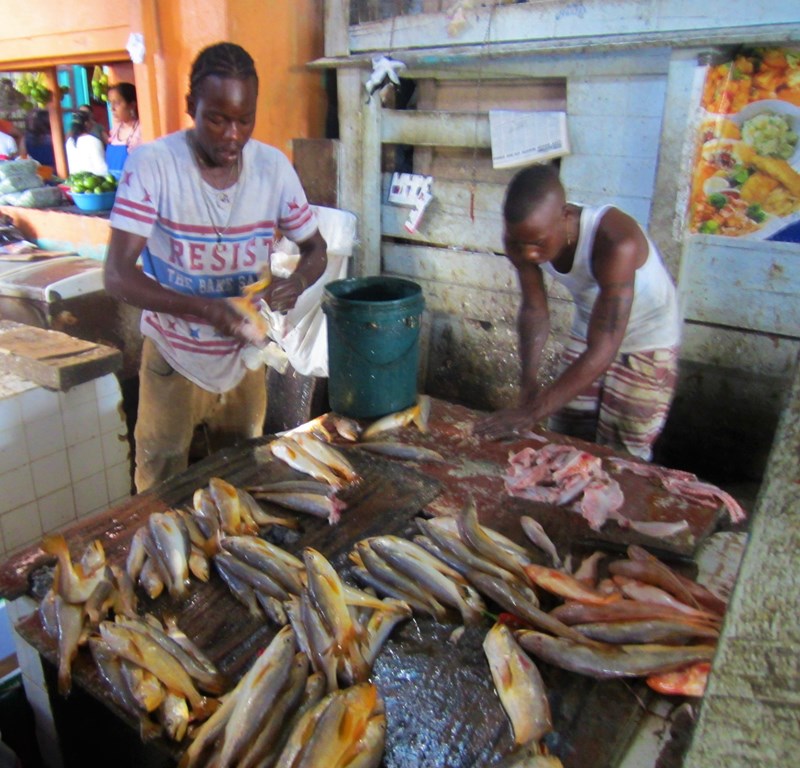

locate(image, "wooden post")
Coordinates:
327 0 382 276
43 66 66 178
128 0 165 143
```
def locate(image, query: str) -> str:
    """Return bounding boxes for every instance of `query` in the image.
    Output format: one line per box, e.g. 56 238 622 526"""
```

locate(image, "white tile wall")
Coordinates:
0 373 132 558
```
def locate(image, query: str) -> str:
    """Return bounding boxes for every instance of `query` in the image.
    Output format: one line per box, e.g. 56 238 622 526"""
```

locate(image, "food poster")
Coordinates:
689 47 800 242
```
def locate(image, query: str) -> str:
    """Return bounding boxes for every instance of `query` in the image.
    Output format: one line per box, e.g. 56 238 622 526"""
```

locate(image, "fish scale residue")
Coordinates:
372 622 513 767
447 459 502 479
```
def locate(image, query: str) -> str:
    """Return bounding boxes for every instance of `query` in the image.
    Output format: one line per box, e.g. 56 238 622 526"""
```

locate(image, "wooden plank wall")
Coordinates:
327 0 800 417
374 65 669 409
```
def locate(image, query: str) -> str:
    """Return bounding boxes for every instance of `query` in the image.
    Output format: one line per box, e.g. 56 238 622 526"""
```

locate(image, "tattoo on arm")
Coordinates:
593 293 633 334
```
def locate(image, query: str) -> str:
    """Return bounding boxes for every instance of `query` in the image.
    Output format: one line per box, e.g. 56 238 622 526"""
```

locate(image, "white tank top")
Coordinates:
542 205 681 353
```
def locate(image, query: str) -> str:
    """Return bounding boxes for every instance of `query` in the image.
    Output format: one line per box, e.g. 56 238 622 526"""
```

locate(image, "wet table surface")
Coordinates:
0 398 725 768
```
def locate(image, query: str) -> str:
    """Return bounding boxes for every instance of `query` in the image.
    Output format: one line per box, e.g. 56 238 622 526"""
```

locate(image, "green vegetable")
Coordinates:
699 220 720 234
730 165 751 186
708 193 728 210
746 204 767 223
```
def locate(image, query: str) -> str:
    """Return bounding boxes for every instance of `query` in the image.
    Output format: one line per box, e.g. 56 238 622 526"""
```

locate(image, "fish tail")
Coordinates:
413 395 431 433
42 533 68 558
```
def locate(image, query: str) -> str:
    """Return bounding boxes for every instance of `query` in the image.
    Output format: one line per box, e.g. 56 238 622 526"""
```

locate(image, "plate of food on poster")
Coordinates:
689 47 800 242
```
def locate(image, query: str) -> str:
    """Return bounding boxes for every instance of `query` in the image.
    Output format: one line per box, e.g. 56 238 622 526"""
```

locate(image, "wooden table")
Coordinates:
0 398 724 768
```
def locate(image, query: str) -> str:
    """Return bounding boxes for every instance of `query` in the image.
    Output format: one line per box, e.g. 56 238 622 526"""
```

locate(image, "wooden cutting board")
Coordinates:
0 320 121 390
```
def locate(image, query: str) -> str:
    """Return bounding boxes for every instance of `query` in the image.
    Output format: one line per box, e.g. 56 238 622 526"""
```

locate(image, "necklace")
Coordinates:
189 133 242 243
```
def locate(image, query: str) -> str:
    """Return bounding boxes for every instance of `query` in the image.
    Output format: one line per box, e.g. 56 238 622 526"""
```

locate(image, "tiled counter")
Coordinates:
0 371 131 557
0 370 132 767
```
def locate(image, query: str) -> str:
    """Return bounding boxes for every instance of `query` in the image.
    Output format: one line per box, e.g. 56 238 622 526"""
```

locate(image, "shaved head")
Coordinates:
503 164 565 224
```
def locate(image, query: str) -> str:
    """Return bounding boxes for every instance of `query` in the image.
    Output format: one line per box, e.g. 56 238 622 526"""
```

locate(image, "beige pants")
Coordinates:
134 337 266 492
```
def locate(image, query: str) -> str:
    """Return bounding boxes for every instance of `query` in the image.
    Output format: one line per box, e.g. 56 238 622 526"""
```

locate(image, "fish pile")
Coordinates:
607 457 747 524
247 478 349 526
93 614 224 742
275 681 385 768
255 396 443 526
213 535 305 625
517 543 726 696
288 547 412 691
179 627 385 768
39 534 136 696
350 534 486 625
126 477 297 602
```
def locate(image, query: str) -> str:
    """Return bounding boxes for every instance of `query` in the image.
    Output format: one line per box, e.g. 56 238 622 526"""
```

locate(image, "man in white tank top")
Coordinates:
476 164 681 460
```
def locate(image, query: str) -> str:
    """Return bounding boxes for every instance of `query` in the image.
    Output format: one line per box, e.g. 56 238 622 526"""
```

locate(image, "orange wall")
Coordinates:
0 0 326 157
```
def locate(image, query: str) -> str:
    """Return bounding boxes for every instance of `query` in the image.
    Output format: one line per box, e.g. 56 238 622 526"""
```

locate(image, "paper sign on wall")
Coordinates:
489 110 570 169
388 172 434 233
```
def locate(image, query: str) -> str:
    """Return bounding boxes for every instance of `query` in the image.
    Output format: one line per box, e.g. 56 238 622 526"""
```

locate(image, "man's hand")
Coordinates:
204 297 268 347
473 406 537 441
261 273 306 314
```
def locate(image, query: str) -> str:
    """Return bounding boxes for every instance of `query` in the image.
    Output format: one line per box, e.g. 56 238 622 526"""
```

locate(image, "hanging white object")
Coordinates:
365 56 407 99
126 33 146 65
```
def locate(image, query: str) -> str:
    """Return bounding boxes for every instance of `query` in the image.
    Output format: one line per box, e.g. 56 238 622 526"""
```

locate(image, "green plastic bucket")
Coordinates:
323 276 424 419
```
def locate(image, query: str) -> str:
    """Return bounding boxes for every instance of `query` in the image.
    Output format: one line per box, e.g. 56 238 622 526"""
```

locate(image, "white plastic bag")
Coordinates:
263 206 357 377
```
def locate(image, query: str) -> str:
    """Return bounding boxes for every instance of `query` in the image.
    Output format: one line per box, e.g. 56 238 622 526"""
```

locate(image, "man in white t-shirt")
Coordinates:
104 42 327 490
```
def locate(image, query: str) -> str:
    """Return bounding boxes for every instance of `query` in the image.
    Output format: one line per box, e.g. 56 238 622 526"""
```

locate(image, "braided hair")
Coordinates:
189 42 258 100
503 164 564 224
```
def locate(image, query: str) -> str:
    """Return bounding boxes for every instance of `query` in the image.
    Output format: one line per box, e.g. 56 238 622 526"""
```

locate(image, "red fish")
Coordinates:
646 661 711 696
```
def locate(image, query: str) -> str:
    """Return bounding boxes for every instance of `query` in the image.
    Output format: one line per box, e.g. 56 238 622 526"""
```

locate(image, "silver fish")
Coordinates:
293 431 359 483
466 570 591 645
213 551 289 602
247 479 333 496
416 518 525 584
116 615 226 695
237 652 309 768
354 541 448 620
216 625 297 768
253 491 347 525
299 590 339 692
369 536 485 624
148 512 191 598
221 536 305 595
357 441 446 463
362 394 431 441
484 622 553 746
42 534 108 604
515 630 717 679
237 485 300 529
89 637 163 742
159 690 190 742
457 497 529 583
520 516 562 568
213 555 263 618
54 593 84 696
573 619 720 645
271 437 346 488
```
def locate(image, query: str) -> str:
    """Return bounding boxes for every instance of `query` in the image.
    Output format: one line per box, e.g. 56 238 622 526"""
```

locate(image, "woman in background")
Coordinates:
23 109 54 168
65 110 108 176
106 82 141 178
